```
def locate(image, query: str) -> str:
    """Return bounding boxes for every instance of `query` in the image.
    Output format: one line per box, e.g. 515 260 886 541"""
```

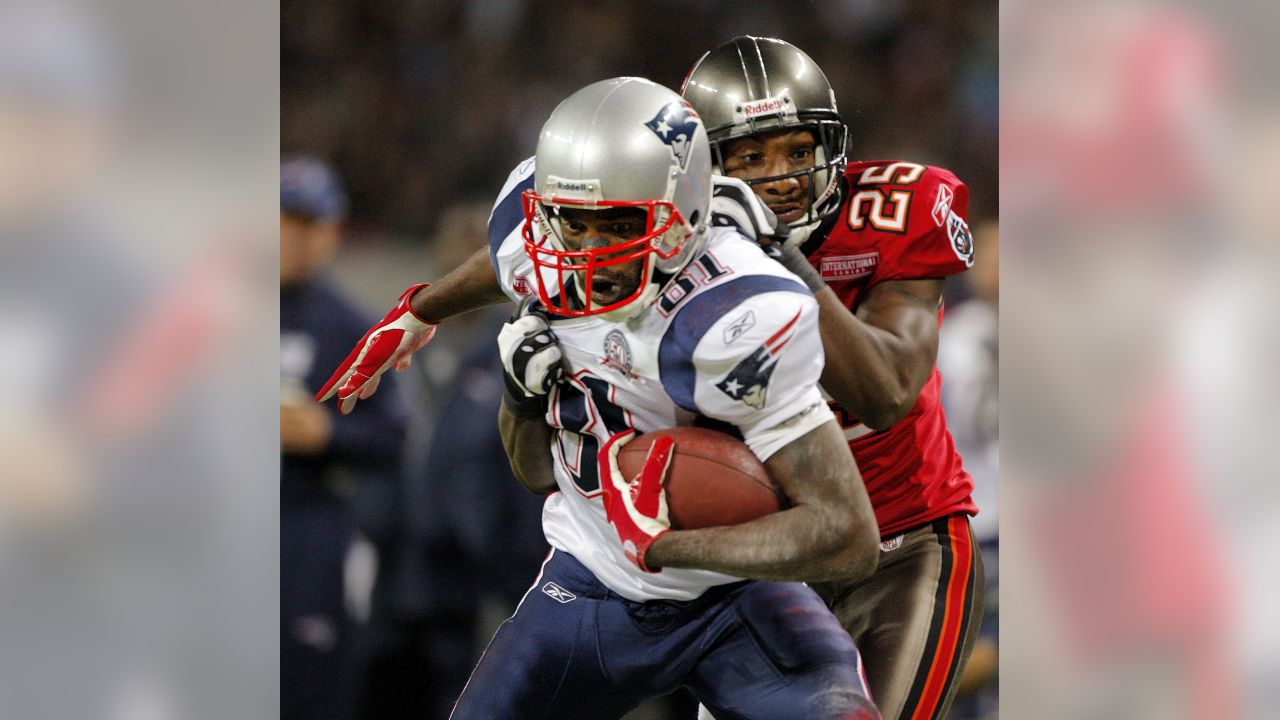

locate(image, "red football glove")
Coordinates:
598 431 676 573
316 284 436 415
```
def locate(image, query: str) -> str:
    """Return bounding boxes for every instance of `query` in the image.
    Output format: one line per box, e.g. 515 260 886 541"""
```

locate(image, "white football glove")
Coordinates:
498 299 563 399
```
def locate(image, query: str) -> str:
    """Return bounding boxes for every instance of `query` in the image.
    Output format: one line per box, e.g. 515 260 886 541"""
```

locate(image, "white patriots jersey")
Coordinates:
488 160 835 602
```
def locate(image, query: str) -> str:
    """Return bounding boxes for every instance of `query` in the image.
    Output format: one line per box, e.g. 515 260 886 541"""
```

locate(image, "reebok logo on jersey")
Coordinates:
819 253 879 282
723 310 756 344
932 185 954 227
541 582 576 604
716 310 801 409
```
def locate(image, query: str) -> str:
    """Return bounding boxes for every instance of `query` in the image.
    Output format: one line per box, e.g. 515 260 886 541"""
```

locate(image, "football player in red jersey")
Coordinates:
316 37 985 720
680 37 983 720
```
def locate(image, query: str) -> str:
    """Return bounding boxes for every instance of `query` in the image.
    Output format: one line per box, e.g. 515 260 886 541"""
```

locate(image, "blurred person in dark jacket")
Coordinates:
281 155 408 720
355 306 548 720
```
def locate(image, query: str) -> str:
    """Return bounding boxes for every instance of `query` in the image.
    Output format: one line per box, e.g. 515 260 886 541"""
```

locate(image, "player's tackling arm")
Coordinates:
646 417 879 583
814 278 943 430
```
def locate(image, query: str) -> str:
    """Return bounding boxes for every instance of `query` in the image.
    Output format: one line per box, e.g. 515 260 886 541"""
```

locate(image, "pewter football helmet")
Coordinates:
681 36 848 232
522 77 712 318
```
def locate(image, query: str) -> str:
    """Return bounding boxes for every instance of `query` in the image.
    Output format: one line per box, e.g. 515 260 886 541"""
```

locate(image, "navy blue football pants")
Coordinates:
450 550 880 720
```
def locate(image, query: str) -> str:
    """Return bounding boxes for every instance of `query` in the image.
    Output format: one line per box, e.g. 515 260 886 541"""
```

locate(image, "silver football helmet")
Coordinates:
681 36 848 239
523 77 712 319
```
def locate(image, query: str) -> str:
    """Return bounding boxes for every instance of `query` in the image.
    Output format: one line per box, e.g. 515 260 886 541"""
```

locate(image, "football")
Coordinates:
616 426 785 530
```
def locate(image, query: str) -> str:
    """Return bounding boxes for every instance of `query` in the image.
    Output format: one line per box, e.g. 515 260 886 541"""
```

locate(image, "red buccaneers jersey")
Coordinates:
803 160 978 536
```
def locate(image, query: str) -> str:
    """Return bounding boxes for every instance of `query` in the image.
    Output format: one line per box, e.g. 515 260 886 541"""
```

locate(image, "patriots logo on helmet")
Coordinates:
644 101 700 171
715 310 801 409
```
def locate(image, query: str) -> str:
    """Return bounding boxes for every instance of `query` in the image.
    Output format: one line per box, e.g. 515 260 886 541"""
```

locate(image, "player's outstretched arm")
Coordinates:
316 247 507 415
408 246 510 323
813 278 943 430
644 417 879 583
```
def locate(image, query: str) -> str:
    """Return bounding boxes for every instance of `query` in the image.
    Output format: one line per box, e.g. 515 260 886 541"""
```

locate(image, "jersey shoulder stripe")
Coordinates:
488 157 536 274
658 273 808 412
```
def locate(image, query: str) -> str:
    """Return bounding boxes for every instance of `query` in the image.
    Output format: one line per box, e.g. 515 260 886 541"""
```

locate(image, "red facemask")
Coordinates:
521 190 689 317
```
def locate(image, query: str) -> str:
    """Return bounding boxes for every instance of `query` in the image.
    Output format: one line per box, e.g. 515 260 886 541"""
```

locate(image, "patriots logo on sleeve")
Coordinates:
715 310 801 409
644 101 701 171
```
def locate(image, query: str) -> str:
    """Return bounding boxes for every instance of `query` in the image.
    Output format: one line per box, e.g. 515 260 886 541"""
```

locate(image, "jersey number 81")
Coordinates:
549 371 633 496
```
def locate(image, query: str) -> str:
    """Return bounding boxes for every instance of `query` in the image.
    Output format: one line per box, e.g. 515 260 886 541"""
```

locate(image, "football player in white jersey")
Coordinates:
440 78 880 719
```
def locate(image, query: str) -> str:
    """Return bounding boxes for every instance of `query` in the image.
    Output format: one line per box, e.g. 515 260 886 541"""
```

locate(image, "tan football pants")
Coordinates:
699 514 985 720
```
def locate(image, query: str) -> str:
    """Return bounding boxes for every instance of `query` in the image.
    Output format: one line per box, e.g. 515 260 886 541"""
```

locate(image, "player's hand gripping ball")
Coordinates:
618 427 783 530
600 427 785 572
599 430 675 573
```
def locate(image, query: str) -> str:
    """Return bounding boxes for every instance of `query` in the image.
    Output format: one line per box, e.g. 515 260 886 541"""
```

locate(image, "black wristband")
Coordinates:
768 241 827 293
502 386 549 421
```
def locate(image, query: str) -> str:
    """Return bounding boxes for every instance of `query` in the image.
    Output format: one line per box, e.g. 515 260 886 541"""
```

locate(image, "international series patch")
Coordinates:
819 252 879 282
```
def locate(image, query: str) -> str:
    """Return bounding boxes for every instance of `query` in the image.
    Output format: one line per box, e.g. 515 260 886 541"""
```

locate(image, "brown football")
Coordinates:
616 426 784 530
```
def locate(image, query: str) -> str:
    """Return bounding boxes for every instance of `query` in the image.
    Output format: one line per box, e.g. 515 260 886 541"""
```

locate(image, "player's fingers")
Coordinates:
598 429 636 466
635 436 674 516
411 324 437 352
641 436 675 480
338 365 371 397
394 353 413 372
316 326 379 402
316 368 351 403
351 329 404 381
359 374 382 400
338 392 359 416
336 373 376 416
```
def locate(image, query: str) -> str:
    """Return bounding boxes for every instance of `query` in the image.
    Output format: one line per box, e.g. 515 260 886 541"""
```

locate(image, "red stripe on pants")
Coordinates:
910 515 973 720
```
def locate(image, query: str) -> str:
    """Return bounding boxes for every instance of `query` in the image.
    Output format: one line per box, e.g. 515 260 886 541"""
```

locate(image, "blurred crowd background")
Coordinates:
282 0 998 236
282 1 998 719
5 0 1275 717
